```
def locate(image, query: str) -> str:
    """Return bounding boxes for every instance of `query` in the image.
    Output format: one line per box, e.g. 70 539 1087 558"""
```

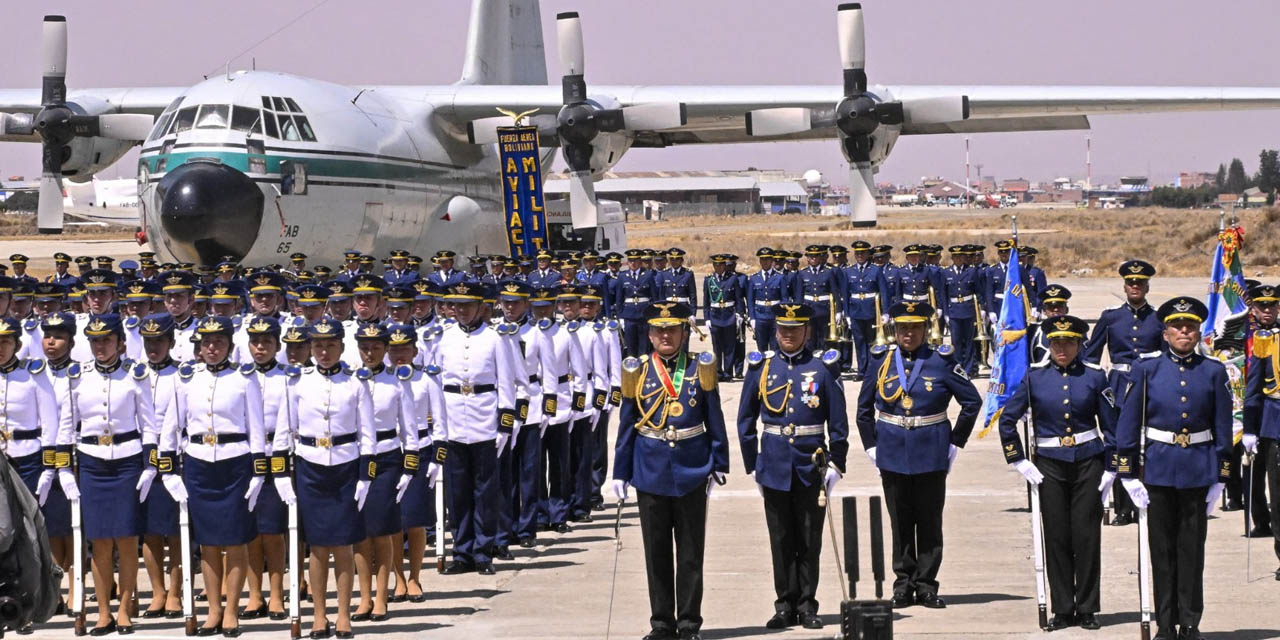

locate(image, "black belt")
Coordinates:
80 431 140 446
191 432 248 446
375 429 398 442
443 384 497 394
298 433 358 448
529 375 539 383
417 428 432 441
554 374 570 384
1 429 41 441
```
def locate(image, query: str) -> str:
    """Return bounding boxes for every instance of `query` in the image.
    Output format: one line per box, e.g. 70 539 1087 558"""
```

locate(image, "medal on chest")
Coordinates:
799 373 821 408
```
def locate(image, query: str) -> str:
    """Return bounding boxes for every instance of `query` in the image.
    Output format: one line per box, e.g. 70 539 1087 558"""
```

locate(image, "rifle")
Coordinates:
180 501 197 636
1026 397 1049 630
288 481 301 639
1137 378 1151 640
71 497 84 636
435 469 447 573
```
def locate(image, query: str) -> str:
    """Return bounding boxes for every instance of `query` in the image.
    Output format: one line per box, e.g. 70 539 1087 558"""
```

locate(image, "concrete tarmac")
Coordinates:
25 277 1280 639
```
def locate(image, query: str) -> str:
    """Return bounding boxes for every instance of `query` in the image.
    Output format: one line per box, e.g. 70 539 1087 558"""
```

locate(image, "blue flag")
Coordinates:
978 246 1030 438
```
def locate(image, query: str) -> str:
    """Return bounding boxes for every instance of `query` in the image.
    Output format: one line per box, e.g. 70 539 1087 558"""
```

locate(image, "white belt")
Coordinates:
1035 428 1101 449
669 297 691 303
1111 352 1160 373
994 293 1005 299
950 294 975 303
762 423 825 437
902 294 928 302
709 302 735 308
754 299 779 306
803 294 832 301
1111 363 1131 373
626 297 650 303
850 292 877 299
1145 427 1213 448
636 424 706 443
877 411 948 429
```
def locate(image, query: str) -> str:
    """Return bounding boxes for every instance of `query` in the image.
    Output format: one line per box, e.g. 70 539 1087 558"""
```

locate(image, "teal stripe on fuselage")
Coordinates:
139 150 446 185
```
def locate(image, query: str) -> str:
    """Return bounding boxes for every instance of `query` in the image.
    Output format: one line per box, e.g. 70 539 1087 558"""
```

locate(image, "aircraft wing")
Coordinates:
0 87 185 115
437 84 1280 145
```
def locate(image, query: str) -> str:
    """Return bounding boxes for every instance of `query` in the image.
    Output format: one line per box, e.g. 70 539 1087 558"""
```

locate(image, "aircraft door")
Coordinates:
354 203 382 254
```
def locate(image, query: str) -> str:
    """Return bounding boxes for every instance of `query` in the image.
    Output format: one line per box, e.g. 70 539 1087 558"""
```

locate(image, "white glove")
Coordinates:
748 471 764 497
1098 470 1117 505
1243 433 1259 456
136 467 157 503
611 479 630 502
987 312 998 325
1122 478 1149 509
1206 482 1226 516
58 469 79 501
823 468 842 496
395 473 413 502
354 479 370 511
880 314 890 325
245 475 263 511
707 471 726 496
947 444 960 471
539 418 549 439
497 433 511 456
163 474 188 503
866 447 877 465
425 462 442 489
1014 459 1044 486
36 470 54 506
273 477 297 506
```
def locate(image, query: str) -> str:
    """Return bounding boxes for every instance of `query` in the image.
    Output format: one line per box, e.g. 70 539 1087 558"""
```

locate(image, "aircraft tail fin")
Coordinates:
458 0 547 86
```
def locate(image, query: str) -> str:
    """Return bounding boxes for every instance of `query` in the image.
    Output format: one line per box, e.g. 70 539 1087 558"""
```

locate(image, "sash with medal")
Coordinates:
892 348 924 410
652 352 687 418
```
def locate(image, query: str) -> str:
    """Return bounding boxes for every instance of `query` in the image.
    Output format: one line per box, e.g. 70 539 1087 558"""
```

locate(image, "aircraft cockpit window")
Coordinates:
174 106 197 133
263 111 279 138
272 97 288 112
147 111 174 142
293 116 317 142
278 114 301 142
195 104 231 129
230 106 261 133
284 98 301 112
164 97 184 112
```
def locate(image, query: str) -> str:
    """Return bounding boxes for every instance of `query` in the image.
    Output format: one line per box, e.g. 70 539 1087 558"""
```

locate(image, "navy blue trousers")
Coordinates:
709 324 736 378
540 421 572 526
569 416 595 518
849 318 874 375
513 424 543 540
445 440 497 566
753 319 776 354
948 317 977 376
623 319 647 358
591 409 610 506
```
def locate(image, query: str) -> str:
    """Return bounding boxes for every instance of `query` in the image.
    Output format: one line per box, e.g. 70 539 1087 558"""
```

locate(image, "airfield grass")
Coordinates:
630 206 1280 279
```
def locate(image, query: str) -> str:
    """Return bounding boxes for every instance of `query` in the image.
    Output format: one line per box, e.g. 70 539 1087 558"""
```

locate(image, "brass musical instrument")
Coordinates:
827 295 851 345
926 288 944 347
973 294 991 368
873 295 889 347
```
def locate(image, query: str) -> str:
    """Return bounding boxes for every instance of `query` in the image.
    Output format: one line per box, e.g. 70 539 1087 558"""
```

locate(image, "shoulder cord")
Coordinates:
758 357 792 414
877 353 903 404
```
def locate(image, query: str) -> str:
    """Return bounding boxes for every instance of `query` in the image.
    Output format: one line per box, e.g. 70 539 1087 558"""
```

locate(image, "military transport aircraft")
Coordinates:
0 0 1278 266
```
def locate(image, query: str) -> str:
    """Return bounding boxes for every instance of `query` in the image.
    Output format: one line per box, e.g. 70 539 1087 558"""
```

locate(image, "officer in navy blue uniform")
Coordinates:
655 248 697 310
856 301 981 609
737 303 848 631
983 240 1013 327
1030 285 1073 362
426 251 466 289
942 245 982 377
843 241 891 380
702 255 744 381
789 245 843 352
746 248 785 354
1116 297 1230 640
999 315 1116 631
1083 260 1163 526
47 253 80 288
612 301 729 640
1021 247 1048 317
1243 296 1280 578
527 250 562 290
615 250 657 358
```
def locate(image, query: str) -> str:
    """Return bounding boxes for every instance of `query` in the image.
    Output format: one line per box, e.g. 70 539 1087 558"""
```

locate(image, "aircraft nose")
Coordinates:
157 161 264 265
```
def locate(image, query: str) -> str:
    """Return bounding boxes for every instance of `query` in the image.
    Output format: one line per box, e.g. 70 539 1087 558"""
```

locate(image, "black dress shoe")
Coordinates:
141 608 166 619
1224 500 1244 512
678 631 701 640
764 611 797 629
407 594 427 604
15 623 32 635
116 625 134 635
554 523 572 534
1111 513 1134 526
917 593 946 609
477 564 496 576
388 593 407 603
441 561 475 575
891 592 914 608
334 631 354 640
1179 627 1203 640
570 513 593 523
536 523 552 532
1154 630 1176 640
351 611 372 622
197 625 222 636
88 621 116 637
240 604 267 619
195 592 209 602
269 610 288 621
1249 525 1273 538
165 609 184 619
642 631 676 640
309 624 332 639
1045 613 1074 630
799 612 823 629
1078 613 1100 630
221 628 242 638
494 547 515 561
370 612 390 622
518 537 536 549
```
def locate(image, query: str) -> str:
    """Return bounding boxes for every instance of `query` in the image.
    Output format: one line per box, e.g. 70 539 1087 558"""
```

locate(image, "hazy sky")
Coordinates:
1 0 1278 187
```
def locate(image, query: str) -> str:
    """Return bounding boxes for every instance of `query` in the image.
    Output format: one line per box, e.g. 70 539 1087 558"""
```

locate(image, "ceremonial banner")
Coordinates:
498 125 550 257
1202 225 1247 342
978 245 1030 437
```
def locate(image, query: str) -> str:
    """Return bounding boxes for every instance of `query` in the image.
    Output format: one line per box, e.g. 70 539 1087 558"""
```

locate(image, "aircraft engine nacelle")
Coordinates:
581 95 634 177
58 97 134 183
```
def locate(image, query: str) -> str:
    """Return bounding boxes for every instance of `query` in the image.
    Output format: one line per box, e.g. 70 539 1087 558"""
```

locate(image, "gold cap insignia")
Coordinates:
45 315 63 326
129 283 145 294
250 319 272 333
390 329 410 343
199 317 223 332
284 329 304 341
504 283 519 293
1174 300 1191 313
213 284 229 295
87 319 108 332
88 274 107 284
656 302 674 318
360 325 382 338
313 322 334 334
905 302 917 313
1046 287 1060 297
255 275 272 286
142 320 162 333
782 304 801 319
166 274 183 285
1127 263 1144 274
356 277 372 288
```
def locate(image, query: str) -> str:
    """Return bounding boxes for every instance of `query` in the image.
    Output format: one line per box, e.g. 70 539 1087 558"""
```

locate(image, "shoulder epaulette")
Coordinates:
821 349 840 366
123 316 140 330
607 319 620 331
593 320 605 332
341 364 353 376
425 364 441 376
25 358 45 374
286 365 302 378
697 351 717 391
178 362 196 379
639 354 650 363
22 318 38 332
747 351 766 368
130 362 149 380
870 343 893 357
356 367 374 381
239 362 256 376
537 318 554 331
67 362 81 379
395 364 413 381
936 343 954 357
231 316 243 328
566 320 581 332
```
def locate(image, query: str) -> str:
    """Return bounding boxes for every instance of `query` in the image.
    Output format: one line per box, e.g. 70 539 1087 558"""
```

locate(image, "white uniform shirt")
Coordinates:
39 359 75 454
432 323 517 444
275 365 375 466
0 359 58 459
402 365 446 451
59 359 158 461
516 320 547 425
537 320 586 426
254 363 291 455
572 319 609 422
413 319 445 369
361 366 420 456
163 362 265 463
148 361 180 453
15 316 42 361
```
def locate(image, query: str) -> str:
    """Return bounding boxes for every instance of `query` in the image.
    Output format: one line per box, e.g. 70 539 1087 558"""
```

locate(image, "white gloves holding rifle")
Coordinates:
1122 478 1149 509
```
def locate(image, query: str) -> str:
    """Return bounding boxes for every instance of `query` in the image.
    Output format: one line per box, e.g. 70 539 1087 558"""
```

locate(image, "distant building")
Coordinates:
1177 171 1217 189
1001 178 1031 202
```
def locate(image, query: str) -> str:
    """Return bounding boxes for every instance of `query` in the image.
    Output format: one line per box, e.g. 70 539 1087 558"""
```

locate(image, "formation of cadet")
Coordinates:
0 243 1273 640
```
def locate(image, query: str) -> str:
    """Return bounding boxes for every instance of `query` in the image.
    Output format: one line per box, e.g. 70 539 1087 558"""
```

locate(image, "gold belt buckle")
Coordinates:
316 436 332 449
99 433 113 446
1060 435 1075 447
782 425 794 436
461 383 474 395
1174 433 1190 448
203 433 218 446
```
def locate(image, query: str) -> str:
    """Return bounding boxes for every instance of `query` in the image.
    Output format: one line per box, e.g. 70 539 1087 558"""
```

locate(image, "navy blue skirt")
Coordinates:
399 451 431 529
296 458 364 547
80 453 144 540
184 454 257 547
10 453 71 538
143 466 179 537
362 450 403 538
254 470 287 535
